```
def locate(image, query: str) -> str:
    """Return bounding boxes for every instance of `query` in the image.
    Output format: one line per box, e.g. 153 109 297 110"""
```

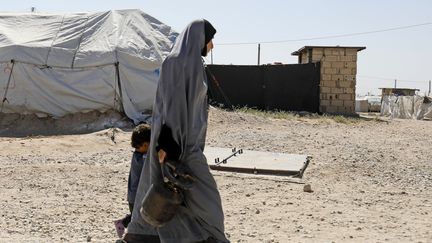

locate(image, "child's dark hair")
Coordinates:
131 124 151 148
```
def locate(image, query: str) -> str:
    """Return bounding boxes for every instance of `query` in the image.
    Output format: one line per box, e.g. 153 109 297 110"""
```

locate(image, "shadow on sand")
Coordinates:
0 110 136 137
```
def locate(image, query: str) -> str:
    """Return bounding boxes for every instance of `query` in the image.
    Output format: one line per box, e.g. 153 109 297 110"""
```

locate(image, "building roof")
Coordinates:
291 45 366 56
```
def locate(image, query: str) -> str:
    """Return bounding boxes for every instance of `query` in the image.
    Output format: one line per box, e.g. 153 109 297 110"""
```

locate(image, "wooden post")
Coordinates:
428 80 431 96
257 43 261 65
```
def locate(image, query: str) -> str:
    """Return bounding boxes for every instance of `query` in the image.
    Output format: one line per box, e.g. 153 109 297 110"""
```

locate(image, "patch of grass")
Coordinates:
330 115 358 124
271 111 298 120
235 107 298 120
234 106 364 124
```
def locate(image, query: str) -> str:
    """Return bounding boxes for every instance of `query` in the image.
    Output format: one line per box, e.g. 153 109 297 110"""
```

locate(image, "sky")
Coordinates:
2 0 432 96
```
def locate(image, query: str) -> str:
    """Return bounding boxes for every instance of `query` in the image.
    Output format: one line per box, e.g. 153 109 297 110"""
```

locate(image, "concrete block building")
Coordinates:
292 46 365 114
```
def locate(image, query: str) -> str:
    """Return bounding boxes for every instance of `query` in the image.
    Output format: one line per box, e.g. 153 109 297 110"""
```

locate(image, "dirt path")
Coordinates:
0 108 431 242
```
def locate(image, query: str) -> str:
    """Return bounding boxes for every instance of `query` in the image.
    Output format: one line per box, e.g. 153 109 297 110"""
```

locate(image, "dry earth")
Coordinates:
0 108 431 242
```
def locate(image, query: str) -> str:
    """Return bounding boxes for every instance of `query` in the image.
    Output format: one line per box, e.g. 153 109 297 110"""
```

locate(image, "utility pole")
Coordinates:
257 43 261 65
394 79 397 89
428 80 431 96
211 49 213 64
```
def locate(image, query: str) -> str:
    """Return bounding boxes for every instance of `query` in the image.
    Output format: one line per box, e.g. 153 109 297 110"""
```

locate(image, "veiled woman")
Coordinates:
123 19 229 243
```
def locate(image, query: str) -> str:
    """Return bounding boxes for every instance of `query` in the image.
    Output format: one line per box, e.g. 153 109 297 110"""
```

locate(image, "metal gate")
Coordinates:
206 63 320 112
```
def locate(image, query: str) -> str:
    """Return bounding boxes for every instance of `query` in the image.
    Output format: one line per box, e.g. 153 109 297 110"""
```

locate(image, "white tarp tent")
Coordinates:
0 9 177 123
381 95 432 120
355 98 368 112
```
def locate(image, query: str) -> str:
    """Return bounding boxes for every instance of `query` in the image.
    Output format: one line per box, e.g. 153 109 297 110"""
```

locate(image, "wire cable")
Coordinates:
358 75 428 83
216 22 432 46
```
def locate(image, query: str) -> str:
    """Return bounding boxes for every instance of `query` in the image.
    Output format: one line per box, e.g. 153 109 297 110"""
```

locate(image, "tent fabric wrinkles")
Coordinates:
0 9 177 123
381 95 432 120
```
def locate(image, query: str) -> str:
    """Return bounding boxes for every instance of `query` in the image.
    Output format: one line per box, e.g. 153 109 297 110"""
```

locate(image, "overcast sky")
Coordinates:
3 0 432 95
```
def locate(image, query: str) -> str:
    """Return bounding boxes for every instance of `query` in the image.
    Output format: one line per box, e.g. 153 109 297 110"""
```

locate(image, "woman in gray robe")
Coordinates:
123 19 229 243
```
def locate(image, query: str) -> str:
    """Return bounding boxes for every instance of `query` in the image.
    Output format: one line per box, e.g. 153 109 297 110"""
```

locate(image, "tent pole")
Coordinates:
114 62 124 113
1 60 15 113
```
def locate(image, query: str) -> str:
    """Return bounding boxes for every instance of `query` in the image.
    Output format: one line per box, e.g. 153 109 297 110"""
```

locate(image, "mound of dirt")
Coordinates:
0 110 135 137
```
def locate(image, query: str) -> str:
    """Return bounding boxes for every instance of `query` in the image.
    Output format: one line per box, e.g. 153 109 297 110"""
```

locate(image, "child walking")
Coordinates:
115 123 151 238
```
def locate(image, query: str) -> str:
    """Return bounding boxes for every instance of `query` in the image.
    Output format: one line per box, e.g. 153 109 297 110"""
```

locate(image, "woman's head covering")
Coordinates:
202 19 216 56
168 19 216 58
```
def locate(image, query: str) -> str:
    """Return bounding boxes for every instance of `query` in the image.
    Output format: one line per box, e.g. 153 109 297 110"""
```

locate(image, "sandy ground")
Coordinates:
0 108 431 243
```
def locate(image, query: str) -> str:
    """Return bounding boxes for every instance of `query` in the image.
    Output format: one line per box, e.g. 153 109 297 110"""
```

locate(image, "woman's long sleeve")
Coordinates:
156 124 181 161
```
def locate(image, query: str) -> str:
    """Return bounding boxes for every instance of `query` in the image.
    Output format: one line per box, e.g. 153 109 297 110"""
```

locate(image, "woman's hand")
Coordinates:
158 149 167 164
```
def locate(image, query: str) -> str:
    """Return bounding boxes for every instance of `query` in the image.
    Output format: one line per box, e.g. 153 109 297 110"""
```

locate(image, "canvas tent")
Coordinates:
381 95 432 120
0 9 177 123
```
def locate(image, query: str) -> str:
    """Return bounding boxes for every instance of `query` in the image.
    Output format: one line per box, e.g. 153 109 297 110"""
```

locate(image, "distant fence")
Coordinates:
206 63 320 112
